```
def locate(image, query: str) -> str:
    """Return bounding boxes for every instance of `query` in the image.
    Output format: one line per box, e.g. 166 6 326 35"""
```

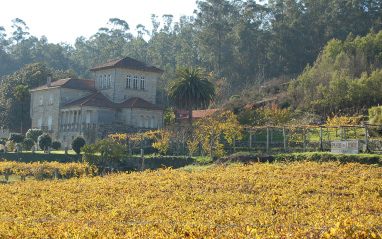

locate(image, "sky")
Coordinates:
1 0 198 45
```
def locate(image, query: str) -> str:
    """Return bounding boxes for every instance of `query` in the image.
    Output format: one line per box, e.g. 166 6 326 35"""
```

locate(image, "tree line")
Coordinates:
1 0 381 132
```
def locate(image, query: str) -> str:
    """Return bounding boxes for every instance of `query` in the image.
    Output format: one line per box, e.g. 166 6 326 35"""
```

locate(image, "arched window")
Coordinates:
99 75 103 89
151 116 155 128
107 74 111 88
133 76 138 89
139 116 144 127
140 77 145 90
103 75 107 88
145 116 150 128
126 75 131 88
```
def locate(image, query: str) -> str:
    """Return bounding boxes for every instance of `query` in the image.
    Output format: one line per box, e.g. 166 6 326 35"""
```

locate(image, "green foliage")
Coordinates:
52 140 62 150
71 136 86 155
169 66 215 124
37 133 52 151
8 133 24 143
25 128 43 143
368 106 382 124
22 138 34 150
288 30 382 114
82 139 126 171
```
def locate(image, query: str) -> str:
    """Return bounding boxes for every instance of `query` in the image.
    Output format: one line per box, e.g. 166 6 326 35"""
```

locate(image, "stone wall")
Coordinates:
94 68 160 104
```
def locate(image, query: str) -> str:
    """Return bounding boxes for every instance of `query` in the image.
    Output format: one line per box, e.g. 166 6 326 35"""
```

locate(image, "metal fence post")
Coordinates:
266 127 270 154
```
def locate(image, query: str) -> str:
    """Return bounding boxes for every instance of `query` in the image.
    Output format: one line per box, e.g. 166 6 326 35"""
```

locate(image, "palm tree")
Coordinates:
169 67 215 124
14 85 30 134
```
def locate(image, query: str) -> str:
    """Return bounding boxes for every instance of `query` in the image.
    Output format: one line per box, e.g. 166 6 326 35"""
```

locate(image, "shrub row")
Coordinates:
0 153 82 163
0 161 98 180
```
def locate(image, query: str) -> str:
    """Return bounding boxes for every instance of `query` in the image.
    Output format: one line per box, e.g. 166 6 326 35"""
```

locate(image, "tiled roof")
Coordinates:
61 93 164 111
61 92 117 108
89 56 164 73
30 78 95 92
119 97 165 111
175 109 220 119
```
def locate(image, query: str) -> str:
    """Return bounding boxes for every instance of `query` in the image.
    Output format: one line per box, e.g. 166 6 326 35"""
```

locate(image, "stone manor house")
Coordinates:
30 57 165 148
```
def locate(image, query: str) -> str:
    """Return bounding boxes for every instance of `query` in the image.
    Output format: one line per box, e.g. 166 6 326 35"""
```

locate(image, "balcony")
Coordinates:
59 123 97 132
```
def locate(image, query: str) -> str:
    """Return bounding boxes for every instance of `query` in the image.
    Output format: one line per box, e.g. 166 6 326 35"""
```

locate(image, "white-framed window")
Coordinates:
133 76 138 89
151 116 155 128
126 75 131 88
145 116 150 128
103 75 107 88
140 77 145 90
139 116 144 127
49 95 53 105
48 115 52 131
107 74 111 88
99 75 103 89
39 96 43 106
38 116 42 129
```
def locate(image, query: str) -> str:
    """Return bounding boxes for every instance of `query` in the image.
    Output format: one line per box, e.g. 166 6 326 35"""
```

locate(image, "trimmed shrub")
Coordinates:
38 133 52 151
52 141 62 150
22 138 35 151
71 136 85 155
25 129 43 143
9 133 25 143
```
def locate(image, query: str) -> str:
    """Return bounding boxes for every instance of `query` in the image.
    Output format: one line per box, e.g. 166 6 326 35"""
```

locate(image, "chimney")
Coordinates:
147 58 152 67
47 73 52 87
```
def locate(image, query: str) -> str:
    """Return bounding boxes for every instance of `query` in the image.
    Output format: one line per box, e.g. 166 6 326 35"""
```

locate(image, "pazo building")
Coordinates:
30 57 165 148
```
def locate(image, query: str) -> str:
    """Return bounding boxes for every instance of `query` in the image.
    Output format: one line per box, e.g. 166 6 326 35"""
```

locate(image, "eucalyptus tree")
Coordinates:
194 0 239 78
168 66 215 124
14 85 30 134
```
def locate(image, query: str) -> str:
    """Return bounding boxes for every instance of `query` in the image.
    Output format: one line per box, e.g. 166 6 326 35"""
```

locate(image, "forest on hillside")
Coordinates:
1 0 382 131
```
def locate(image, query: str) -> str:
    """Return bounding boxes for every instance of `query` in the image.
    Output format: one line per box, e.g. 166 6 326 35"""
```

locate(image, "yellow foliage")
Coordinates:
0 162 381 237
191 110 242 158
143 129 172 155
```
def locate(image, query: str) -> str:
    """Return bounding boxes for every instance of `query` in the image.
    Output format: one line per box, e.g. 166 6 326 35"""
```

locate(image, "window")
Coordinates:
39 96 43 106
99 75 103 89
38 116 42 129
103 75 107 89
49 95 53 105
107 74 111 88
139 116 144 127
140 77 145 90
151 116 155 128
48 116 52 131
145 116 150 128
126 75 131 88
133 76 138 89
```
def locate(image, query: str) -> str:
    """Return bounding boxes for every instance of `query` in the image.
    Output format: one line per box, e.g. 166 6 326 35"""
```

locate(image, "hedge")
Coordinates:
0 153 82 163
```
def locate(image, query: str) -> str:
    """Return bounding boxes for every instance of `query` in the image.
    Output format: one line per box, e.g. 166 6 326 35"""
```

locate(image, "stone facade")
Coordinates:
30 57 165 148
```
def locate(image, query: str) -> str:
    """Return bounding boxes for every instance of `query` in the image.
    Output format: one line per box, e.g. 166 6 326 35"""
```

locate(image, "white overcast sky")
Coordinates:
1 0 198 45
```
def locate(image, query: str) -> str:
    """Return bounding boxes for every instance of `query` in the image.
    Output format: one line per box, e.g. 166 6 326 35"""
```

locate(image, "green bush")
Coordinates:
38 133 52 151
82 138 126 172
25 129 43 143
22 138 35 150
9 133 25 143
71 136 85 155
52 141 62 150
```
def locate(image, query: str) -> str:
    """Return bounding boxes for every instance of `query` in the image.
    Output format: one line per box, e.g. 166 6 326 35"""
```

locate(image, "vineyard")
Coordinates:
0 161 381 238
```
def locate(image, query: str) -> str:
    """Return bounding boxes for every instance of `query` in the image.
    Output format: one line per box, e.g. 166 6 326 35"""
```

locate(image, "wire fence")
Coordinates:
129 124 382 156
